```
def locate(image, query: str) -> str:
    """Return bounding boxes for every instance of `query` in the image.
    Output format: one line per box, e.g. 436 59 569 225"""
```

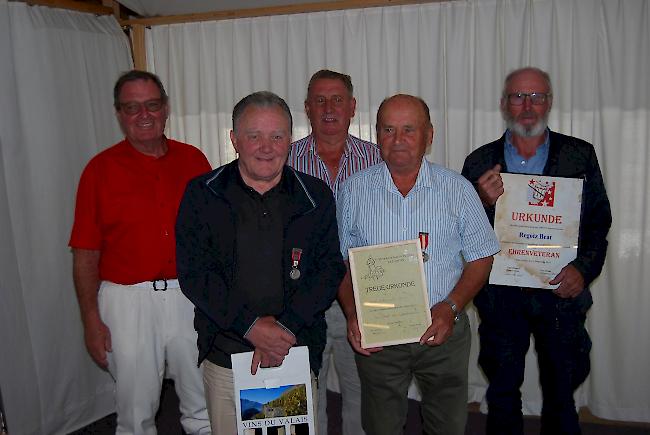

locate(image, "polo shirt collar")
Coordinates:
123 137 171 161
210 161 317 217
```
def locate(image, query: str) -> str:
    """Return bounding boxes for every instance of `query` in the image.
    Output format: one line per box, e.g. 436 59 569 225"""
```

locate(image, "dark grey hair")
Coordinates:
307 69 354 98
113 69 168 110
232 91 293 133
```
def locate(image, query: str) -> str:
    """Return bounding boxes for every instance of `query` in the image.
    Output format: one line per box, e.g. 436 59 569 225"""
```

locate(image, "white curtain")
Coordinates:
0 1 132 433
147 0 650 423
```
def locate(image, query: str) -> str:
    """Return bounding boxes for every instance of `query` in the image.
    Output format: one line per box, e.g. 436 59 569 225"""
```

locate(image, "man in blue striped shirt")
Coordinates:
287 69 381 435
337 94 499 435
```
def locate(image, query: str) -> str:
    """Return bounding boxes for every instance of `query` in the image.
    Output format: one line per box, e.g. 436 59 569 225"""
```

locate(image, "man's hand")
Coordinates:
346 315 382 356
246 316 296 375
419 302 455 346
73 248 111 369
549 264 585 298
477 164 504 206
83 315 112 369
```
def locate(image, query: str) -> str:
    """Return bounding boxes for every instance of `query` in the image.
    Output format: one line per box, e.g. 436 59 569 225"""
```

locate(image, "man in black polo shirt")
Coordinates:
176 91 346 434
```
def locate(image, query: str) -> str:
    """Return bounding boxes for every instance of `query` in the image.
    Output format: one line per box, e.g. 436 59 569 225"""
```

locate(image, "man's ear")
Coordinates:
230 130 238 154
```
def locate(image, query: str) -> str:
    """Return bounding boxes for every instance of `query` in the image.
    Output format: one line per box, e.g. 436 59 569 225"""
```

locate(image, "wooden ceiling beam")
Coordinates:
24 0 113 15
119 0 450 27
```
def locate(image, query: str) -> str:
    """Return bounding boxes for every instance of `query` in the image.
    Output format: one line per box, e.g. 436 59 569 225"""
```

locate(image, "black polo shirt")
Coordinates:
232 169 287 318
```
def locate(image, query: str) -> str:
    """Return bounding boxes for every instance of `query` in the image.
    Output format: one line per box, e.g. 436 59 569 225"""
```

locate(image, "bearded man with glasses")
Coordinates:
69 70 212 435
462 67 611 435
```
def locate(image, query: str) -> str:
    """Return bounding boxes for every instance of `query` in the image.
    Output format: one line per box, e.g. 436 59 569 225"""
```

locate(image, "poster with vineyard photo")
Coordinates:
232 347 314 435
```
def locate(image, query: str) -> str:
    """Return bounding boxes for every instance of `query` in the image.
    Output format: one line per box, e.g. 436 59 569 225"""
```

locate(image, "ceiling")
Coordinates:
116 0 344 18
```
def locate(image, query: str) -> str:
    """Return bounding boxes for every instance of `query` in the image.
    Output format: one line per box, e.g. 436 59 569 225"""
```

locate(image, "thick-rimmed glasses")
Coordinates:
506 92 551 106
118 99 165 115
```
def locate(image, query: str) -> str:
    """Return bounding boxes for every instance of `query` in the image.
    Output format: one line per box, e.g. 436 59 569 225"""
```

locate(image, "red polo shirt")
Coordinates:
69 139 211 284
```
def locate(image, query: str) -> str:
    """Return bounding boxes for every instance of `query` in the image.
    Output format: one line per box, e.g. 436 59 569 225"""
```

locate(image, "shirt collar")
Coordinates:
504 128 550 174
376 159 433 194
300 134 361 159
504 128 550 156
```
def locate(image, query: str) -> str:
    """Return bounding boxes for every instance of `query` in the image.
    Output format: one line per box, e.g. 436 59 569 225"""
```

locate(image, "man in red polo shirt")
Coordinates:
69 70 211 435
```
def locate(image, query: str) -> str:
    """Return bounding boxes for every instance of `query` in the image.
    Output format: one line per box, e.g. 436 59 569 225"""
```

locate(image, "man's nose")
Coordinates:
395 129 405 144
259 136 273 150
522 95 534 109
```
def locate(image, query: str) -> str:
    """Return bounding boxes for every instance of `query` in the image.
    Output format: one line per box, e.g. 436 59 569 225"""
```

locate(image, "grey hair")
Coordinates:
232 91 293 133
502 67 553 97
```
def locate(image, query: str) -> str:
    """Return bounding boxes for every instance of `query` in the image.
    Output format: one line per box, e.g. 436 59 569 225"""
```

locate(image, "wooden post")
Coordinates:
130 23 147 71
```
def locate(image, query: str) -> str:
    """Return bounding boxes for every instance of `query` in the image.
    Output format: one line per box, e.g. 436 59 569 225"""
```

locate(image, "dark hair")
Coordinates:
376 94 432 127
232 91 293 133
307 69 354 98
113 70 168 110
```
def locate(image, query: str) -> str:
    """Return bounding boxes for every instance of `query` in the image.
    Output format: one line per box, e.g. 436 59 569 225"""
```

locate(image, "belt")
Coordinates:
131 279 180 291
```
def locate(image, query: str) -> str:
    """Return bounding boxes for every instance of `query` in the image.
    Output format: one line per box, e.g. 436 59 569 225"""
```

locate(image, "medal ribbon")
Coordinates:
291 248 303 268
418 232 429 251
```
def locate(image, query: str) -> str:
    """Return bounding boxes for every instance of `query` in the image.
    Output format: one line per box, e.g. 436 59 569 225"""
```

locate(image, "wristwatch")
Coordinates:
443 297 460 323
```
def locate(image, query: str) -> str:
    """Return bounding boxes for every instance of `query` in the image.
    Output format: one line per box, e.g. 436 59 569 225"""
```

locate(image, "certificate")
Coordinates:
490 173 583 289
348 240 431 348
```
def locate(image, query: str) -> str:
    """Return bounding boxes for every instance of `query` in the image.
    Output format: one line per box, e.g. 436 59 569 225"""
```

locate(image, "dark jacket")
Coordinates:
462 130 612 289
176 161 346 372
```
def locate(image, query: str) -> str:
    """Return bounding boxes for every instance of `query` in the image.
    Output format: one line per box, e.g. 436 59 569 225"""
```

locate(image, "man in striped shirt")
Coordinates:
287 69 381 435
337 94 499 435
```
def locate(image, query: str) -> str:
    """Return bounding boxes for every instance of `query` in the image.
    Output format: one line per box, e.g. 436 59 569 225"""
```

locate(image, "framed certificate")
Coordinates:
348 239 431 349
490 173 583 289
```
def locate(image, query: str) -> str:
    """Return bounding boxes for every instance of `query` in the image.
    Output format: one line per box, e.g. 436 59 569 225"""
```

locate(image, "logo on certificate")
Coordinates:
362 257 385 280
528 178 556 207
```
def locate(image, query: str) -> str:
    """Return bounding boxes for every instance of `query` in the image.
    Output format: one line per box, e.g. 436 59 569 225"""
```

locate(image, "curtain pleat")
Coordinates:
0 1 132 433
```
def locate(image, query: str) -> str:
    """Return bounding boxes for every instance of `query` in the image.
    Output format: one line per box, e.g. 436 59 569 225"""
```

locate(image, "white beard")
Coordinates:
503 110 549 137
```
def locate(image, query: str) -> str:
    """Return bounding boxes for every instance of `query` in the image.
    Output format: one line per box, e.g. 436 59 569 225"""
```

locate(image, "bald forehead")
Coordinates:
505 69 551 93
378 95 430 124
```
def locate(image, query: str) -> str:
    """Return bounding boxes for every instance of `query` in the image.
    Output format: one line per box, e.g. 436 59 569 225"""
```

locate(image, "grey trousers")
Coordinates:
355 314 471 435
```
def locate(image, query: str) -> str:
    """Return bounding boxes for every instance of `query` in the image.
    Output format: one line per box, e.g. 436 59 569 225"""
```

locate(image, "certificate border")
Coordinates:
348 239 431 348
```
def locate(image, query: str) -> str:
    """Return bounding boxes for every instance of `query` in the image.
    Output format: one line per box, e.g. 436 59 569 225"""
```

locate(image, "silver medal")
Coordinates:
290 268 301 280
422 252 429 262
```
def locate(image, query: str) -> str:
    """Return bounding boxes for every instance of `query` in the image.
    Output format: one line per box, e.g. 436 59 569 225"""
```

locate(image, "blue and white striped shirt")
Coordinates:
287 134 382 199
337 160 500 306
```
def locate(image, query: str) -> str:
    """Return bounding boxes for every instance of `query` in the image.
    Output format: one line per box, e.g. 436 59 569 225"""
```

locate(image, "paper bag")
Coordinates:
232 346 315 435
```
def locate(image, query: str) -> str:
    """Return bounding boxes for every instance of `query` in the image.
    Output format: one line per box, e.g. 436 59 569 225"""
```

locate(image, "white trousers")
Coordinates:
318 301 364 435
202 360 318 435
99 281 211 435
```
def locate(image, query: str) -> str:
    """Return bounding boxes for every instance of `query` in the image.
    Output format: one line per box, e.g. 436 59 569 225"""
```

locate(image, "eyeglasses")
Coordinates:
506 92 551 106
118 99 165 115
